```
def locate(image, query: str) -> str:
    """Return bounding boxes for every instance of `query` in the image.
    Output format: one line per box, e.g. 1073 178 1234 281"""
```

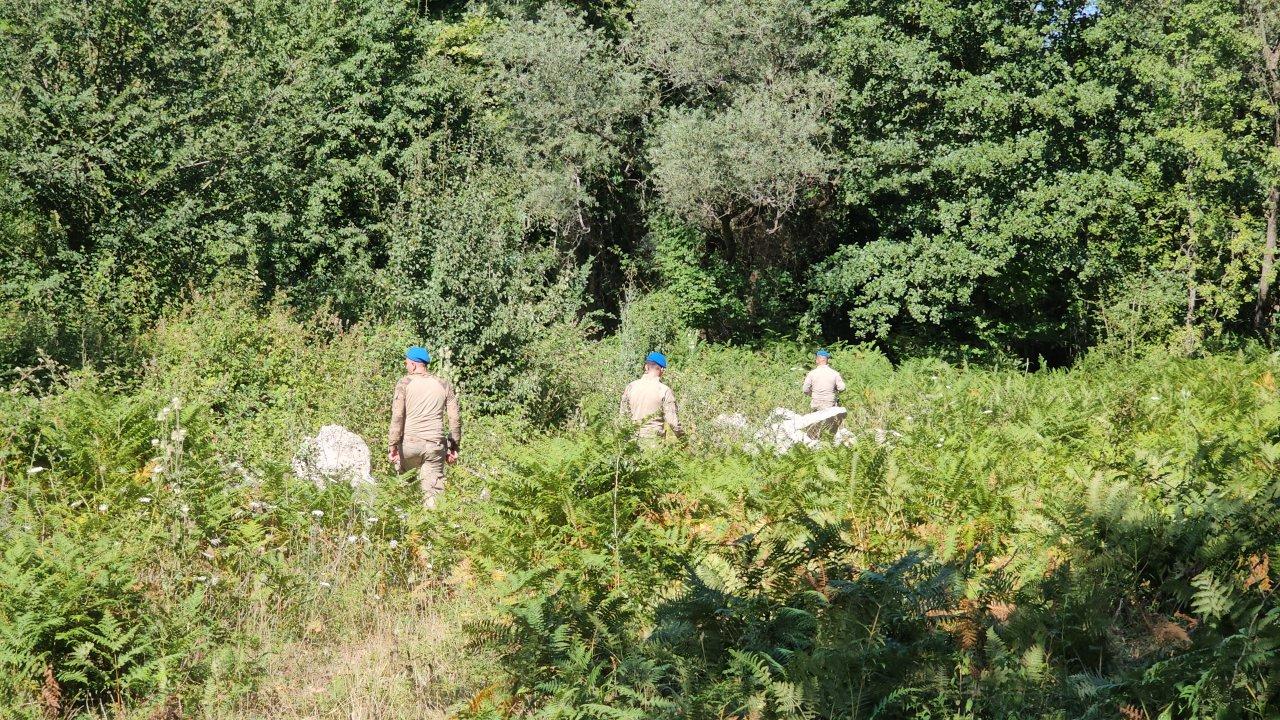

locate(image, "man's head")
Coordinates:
815 349 831 366
404 346 431 372
644 351 668 376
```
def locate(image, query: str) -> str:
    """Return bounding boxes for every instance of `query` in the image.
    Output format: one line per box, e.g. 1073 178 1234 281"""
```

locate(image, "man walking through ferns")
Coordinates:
388 346 461 508
620 351 683 444
803 348 846 439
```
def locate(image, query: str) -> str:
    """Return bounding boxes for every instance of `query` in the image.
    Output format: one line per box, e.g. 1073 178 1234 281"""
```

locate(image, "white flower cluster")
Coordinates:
156 397 181 423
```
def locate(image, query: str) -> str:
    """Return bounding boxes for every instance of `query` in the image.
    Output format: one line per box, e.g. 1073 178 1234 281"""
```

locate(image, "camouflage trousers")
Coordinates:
400 437 447 509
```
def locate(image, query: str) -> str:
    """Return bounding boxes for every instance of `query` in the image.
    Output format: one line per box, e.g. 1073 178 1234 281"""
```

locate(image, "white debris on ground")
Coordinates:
710 406 855 454
292 425 375 489
832 426 856 447
752 408 818 453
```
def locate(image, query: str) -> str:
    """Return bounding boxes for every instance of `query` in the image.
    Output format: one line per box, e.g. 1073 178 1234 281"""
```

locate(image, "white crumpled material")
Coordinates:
750 406 850 454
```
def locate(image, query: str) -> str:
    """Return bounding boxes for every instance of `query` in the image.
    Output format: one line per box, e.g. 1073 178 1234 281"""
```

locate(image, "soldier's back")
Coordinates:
625 377 671 436
401 373 450 441
806 366 843 409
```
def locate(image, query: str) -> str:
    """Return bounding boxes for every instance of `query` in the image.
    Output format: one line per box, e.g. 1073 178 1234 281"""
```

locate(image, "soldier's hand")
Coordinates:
388 448 400 470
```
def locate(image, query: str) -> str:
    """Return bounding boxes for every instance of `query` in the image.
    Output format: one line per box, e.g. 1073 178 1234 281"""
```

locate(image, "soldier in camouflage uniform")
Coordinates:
388 346 461 508
620 351 682 445
802 349 846 439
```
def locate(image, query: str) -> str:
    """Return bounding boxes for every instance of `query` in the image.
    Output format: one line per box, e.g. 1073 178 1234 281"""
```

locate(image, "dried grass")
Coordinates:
214 587 494 720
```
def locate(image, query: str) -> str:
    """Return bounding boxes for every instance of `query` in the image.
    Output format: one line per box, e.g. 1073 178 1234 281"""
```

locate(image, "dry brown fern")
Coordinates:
987 600 1016 623
39 665 61 720
1119 702 1147 720
1246 553 1271 592
1149 617 1192 649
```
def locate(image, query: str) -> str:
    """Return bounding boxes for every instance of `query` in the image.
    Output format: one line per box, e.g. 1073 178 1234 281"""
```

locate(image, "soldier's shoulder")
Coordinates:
395 374 413 388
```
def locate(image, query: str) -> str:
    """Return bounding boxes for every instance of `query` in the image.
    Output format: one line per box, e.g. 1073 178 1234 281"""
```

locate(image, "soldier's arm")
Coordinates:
664 388 683 436
835 372 847 393
445 381 462 448
619 385 631 417
388 379 407 449
802 372 813 396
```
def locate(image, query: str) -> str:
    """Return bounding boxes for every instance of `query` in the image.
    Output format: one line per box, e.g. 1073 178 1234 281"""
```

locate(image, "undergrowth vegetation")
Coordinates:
6 0 1280 715
448 353 1280 719
1 300 1278 717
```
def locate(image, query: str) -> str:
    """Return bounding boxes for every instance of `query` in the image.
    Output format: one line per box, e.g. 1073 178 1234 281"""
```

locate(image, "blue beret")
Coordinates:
645 351 668 368
405 346 431 364
815 349 831 358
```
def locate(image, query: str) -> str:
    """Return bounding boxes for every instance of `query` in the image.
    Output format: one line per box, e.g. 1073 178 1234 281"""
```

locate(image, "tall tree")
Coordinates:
1102 0 1265 346
636 0 838 255
633 0 838 335
813 0 1117 356
487 3 650 244
0 0 242 362
1247 0 1280 329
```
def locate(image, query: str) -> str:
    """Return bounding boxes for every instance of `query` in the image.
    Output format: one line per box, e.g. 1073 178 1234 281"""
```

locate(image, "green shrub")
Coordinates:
1095 271 1190 357
615 289 700 367
0 534 211 713
0 383 215 714
460 350 1280 719
0 375 434 715
142 287 415 467
647 214 748 337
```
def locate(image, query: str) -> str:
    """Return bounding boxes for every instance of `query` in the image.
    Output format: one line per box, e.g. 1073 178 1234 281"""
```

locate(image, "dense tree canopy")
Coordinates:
2 0 1278 385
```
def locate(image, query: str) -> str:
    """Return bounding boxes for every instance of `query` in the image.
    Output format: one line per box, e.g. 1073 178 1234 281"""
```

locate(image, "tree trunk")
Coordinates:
1185 187 1200 354
1185 258 1197 332
1257 185 1278 328
718 212 737 263
1250 1 1280 329
1186 281 1197 329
